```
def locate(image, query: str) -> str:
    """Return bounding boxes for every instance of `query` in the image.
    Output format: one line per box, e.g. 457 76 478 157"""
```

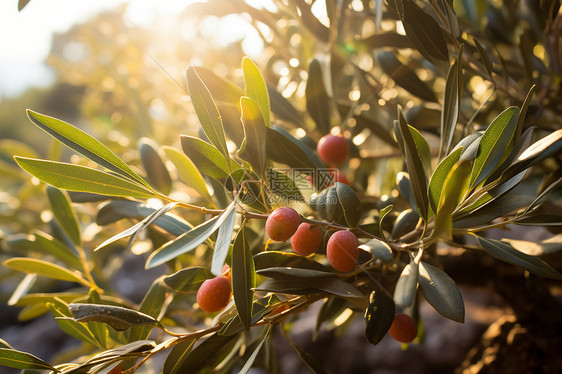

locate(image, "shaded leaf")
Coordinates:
138 138 172 195
265 126 325 171
364 287 395 345
232 226 255 330
394 259 419 308
14 157 154 199
440 44 464 158
180 135 232 180
469 107 519 187
401 0 449 61
146 200 237 268
267 84 303 125
256 267 336 279
32 232 82 269
253 251 329 272
171 333 238 374
128 277 168 342
239 97 267 175
239 325 272 374
306 59 332 134
0 349 57 372
473 235 561 279
503 234 562 256
396 111 429 220
68 303 161 332
362 32 413 49
378 204 393 242
243 57 271 128
474 38 494 81
186 66 231 165
46 186 81 246
163 338 197 374
48 299 101 347
3 258 90 286
359 239 393 264
376 51 437 102
26 110 147 186
418 262 464 322
164 267 214 293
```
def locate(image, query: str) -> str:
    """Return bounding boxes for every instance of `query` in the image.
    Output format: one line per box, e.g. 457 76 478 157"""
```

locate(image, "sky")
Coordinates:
0 0 131 97
0 0 257 98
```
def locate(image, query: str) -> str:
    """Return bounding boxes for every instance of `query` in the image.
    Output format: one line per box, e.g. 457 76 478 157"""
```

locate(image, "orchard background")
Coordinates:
1 0 562 373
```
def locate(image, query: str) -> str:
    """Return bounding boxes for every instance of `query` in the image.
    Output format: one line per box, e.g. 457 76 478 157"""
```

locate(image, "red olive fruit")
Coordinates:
196 276 232 313
291 223 323 256
265 207 301 242
388 313 418 343
326 230 359 272
317 134 349 166
222 264 232 283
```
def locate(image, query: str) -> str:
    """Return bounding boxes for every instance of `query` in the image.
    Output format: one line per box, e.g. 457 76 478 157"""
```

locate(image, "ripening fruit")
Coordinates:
326 230 359 272
265 207 301 242
196 276 232 313
317 134 349 166
291 223 323 256
388 313 418 343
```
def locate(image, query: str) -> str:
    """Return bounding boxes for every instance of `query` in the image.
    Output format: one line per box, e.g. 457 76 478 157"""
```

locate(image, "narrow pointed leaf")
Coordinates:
408 125 431 176
428 147 463 213
146 200 237 268
232 226 255 330
0 348 57 372
163 267 214 293
418 261 464 323
243 57 271 128
32 232 82 269
469 106 519 187
14 157 154 199
211 205 236 276
48 298 101 347
364 286 395 345
238 326 272 374
162 146 211 201
515 85 535 141
239 97 267 176
474 39 494 81
138 138 172 195
163 338 197 374
46 186 81 246
180 135 231 180
440 45 463 157
26 110 147 186
186 66 231 164
128 277 168 342
394 259 419 308
473 235 561 279
306 59 331 134
397 111 428 220
95 203 178 251
7 273 37 307
359 238 393 264
4 258 90 286
432 160 472 239
68 303 161 332
265 126 325 170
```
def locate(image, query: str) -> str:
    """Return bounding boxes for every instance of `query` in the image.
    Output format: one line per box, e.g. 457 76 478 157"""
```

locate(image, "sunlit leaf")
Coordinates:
4 258 90 287
469 106 519 187
243 57 271 128
7 273 37 307
46 186 81 246
14 157 154 199
211 205 236 276
146 200 237 268
432 160 471 239
128 277 168 342
186 66 231 166
0 348 56 372
48 298 101 347
239 97 267 176
428 147 463 213
26 110 148 186
418 261 464 323
162 146 212 201
180 135 231 180
358 238 393 264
